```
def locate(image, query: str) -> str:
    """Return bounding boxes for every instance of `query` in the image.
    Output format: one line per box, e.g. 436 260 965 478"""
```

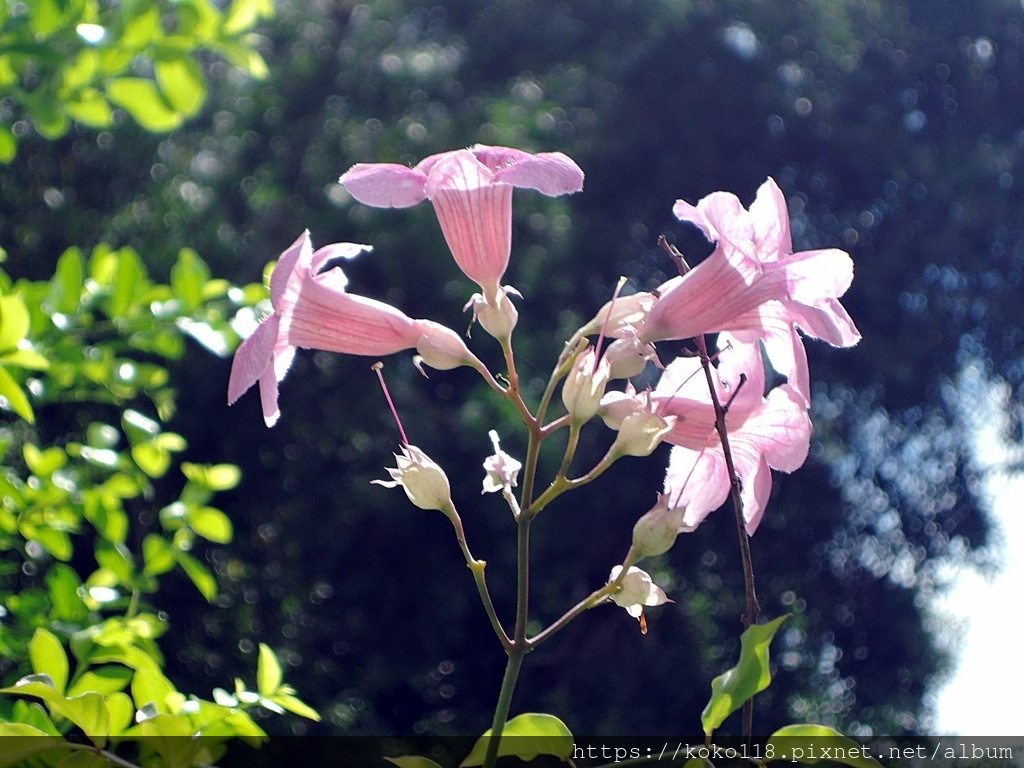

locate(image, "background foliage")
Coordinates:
2 0 1022 741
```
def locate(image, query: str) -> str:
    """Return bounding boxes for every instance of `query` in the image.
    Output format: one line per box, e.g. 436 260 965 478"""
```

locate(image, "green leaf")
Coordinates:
385 759 445 768
0 293 30 351
33 527 72 560
0 365 34 422
66 666 133 697
122 408 161 444
2 348 50 370
701 615 790 738
29 628 69 694
120 5 160 49
47 564 89 623
0 724 64 767
155 58 206 117
132 442 172 477
143 534 176 576
106 78 182 132
131 667 177 714
110 247 146 317
105 692 135 736
0 124 16 163
181 462 241 491
64 89 114 128
175 550 217 600
460 713 574 766
0 680 110 746
268 692 321 722
256 643 282 696
23 444 67 477
766 725 882 768
188 505 233 543
222 0 274 35
170 248 210 309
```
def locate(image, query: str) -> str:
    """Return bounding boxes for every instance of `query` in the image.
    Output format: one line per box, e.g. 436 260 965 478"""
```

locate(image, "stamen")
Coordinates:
594 276 628 374
372 362 409 446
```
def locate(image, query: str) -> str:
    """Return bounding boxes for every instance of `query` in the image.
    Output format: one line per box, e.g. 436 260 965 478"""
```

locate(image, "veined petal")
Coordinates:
339 163 429 207
258 361 283 427
270 231 311 308
430 182 513 297
227 314 280 405
733 384 811 474
778 247 854 303
665 444 730 531
749 177 793 258
424 150 493 196
492 151 585 196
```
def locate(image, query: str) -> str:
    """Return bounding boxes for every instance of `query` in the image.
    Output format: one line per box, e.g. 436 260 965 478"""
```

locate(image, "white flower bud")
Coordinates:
374 444 453 514
609 409 674 458
415 320 476 371
580 292 655 337
465 286 519 341
562 348 611 424
604 337 657 380
631 494 688 560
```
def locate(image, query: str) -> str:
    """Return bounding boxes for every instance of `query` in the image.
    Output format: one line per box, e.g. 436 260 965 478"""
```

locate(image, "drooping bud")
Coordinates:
561 347 611 424
630 494 688 561
414 320 479 372
465 286 519 341
579 292 656 337
608 408 674 458
374 445 454 515
604 336 658 380
482 429 522 494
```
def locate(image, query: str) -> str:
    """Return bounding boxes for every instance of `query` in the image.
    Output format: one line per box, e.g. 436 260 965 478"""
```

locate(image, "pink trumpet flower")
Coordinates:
228 231 477 427
639 178 860 405
656 334 811 535
339 145 584 302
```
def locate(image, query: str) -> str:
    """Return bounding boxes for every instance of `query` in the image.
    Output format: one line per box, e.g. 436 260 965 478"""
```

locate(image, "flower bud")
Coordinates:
465 286 519 341
631 494 688 560
562 348 611 424
609 409 674 458
374 444 454 515
580 292 655 337
414 320 477 371
604 337 657 380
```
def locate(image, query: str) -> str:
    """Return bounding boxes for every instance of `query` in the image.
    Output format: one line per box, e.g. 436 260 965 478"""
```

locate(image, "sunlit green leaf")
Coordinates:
67 666 133 698
175 550 217 600
105 692 135 736
2 348 51 370
110 247 146 317
106 78 182 132
766 725 882 768
701 615 790 738
33 527 73 560
0 293 30 351
64 89 114 128
131 667 177 715
155 58 206 117
181 462 241 491
120 5 160 49
0 724 64 766
27 0 65 37
30 97 70 139
143 534 176 576
47 564 89 623
460 713 574 766
29 628 69 695
170 248 210 309
257 643 282 697
0 365 34 422
385 758 444 768
222 0 273 35
268 693 321 722
188 505 233 543
0 124 16 163
24 444 67 477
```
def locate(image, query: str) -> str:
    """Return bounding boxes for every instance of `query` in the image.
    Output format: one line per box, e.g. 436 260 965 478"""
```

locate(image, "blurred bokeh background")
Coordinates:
4 0 1023 738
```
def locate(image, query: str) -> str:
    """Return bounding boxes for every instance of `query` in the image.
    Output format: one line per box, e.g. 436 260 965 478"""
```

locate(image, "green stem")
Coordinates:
482 647 526 768
449 510 511 652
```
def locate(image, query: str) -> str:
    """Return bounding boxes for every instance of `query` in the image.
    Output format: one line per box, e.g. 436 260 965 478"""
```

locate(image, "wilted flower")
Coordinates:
227 231 479 427
340 145 584 304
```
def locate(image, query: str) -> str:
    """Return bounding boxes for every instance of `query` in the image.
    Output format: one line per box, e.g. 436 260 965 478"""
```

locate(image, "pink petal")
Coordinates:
735 384 811 473
227 315 280 405
339 163 429 208
424 150 493 196
749 178 792 258
665 445 730 530
258 363 282 427
270 231 311 308
779 247 854 303
310 242 371 275
468 144 532 171
492 151 585 196
714 333 766 418
786 298 862 348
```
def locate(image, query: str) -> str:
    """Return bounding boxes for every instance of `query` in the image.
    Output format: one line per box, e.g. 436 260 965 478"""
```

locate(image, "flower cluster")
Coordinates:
228 145 858 626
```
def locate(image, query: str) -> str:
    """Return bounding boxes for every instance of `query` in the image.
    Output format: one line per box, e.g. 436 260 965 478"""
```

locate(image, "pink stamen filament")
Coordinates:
372 362 409 446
